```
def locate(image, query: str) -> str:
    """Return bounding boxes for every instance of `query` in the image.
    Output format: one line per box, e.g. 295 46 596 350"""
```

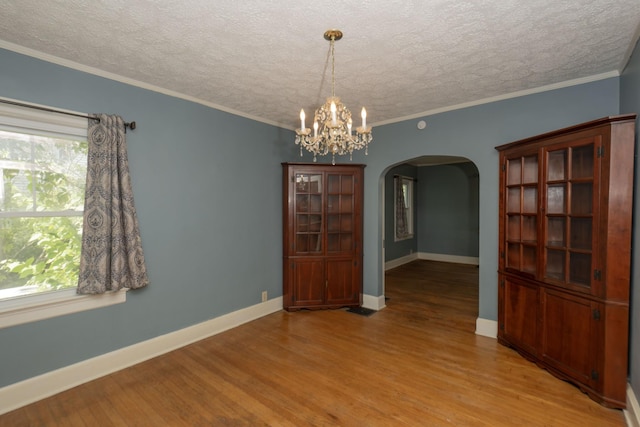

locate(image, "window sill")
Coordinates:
0 288 127 329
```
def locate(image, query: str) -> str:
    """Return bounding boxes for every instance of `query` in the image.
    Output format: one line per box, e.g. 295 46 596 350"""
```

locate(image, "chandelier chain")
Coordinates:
331 35 336 98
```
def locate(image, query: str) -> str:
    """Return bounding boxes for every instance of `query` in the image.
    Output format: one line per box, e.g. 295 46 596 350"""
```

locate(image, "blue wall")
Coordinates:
0 44 633 392
417 162 479 257
0 48 296 387
620 38 640 402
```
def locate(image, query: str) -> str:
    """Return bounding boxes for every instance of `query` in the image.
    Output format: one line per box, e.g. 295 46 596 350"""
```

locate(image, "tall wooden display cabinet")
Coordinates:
282 163 364 311
495 115 636 408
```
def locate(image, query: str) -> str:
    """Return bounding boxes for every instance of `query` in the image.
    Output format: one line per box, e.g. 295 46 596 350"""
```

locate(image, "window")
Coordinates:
394 175 414 241
0 129 86 299
0 101 126 328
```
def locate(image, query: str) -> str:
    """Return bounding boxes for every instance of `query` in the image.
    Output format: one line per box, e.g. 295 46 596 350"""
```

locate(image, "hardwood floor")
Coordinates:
0 260 625 426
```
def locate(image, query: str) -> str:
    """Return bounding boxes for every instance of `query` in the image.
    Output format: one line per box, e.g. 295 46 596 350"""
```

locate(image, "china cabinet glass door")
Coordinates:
326 173 355 254
544 141 596 290
294 173 323 254
505 154 539 275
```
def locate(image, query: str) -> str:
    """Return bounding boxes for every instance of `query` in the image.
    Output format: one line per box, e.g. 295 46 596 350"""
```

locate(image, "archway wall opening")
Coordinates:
382 158 478 267
349 76 620 323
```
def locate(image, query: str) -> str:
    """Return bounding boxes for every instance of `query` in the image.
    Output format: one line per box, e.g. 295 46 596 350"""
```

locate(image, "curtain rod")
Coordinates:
0 98 136 131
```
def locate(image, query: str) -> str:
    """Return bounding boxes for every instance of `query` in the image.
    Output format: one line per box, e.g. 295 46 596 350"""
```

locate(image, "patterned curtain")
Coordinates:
77 114 149 294
395 176 408 239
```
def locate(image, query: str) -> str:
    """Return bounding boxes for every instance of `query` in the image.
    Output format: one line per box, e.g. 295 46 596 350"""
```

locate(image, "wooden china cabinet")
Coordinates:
496 115 636 409
282 163 364 311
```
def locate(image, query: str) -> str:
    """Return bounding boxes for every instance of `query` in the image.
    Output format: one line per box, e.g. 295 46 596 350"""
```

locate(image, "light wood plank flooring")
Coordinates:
0 260 625 426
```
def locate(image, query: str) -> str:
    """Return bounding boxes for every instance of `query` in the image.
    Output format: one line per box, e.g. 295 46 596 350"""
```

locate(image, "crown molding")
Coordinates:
0 40 290 129
0 40 621 131
373 71 621 127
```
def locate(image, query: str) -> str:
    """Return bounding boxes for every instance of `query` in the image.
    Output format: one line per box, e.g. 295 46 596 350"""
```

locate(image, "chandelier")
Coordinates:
295 29 373 165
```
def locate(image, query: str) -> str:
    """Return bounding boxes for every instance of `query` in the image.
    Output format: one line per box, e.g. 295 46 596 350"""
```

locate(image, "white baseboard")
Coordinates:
384 253 418 270
419 252 479 266
626 384 640 427
362 293 386 311
0 297 283 416
475 317 497 338
385 252 479 271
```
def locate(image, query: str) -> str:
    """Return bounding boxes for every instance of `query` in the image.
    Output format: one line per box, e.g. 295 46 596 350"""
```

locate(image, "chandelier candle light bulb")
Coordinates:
294 29 373 165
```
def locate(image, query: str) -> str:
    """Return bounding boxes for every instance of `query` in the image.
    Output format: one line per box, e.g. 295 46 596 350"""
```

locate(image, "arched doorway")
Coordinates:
380 155 480 327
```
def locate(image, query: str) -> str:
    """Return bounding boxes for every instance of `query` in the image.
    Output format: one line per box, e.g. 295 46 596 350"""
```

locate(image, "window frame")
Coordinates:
394 175 415 241
0 100 126 329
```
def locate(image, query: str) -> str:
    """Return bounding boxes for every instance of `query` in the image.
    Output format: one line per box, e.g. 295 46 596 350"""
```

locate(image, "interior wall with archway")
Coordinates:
382 159 479 264
350 77 621 325
380 159 479 311
417 161 479 258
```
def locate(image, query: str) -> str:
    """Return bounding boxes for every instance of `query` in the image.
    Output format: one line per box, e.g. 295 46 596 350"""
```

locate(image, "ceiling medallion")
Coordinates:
295 29 373 165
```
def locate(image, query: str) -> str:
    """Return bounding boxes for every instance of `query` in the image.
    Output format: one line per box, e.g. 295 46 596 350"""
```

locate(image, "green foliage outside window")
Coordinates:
0 130 87 295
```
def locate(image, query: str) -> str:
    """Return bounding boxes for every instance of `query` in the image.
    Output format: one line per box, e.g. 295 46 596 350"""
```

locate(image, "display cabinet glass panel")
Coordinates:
569 253 591 286
546 249 565 280
571 144 594 179
547 217 565 247
294 173 323 254
507 243 520 269
570 218 592 250
571 183 593 215
523 187 537 213
507 187 521 212
508 215 521 241
547 150 566 181
547 184 566 214
522 216 537 242
507 158 522 185
523 156 538 183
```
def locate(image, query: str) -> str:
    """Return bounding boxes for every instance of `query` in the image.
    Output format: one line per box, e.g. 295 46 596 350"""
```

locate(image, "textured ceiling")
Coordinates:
1 0 640 130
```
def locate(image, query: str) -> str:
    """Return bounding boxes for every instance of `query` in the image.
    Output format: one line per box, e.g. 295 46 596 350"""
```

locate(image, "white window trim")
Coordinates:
0 99 89 139
394 175 415 241
0 98 127 329
0 288 127 329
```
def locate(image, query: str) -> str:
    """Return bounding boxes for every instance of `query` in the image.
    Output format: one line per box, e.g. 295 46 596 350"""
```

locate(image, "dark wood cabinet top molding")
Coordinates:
495 114 637 152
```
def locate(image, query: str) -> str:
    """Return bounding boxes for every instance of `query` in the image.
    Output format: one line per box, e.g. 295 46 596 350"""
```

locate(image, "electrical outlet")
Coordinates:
261 291 267 302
